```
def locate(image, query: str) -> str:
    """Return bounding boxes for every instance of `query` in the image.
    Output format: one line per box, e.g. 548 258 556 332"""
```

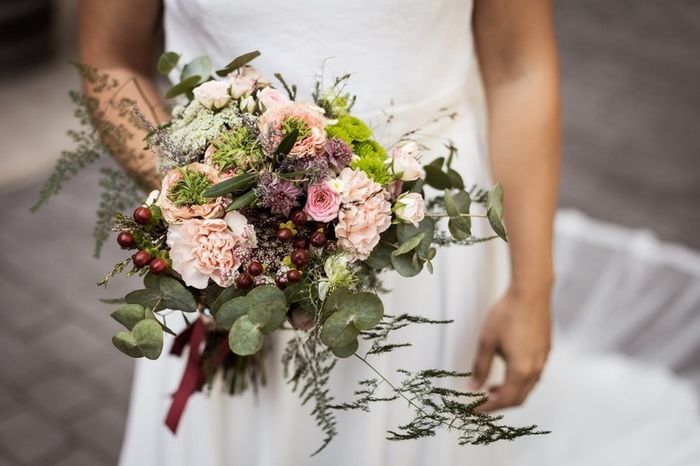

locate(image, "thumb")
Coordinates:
471 339 496 390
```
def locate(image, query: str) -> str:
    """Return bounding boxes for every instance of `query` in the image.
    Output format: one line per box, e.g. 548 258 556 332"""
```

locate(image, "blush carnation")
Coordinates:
304 180 342 223
335 168 392 261
156 163 228 224
258 102 326 158
167 212 257 289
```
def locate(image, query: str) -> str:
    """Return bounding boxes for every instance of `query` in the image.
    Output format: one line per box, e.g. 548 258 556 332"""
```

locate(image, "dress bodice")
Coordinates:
163 0 477 114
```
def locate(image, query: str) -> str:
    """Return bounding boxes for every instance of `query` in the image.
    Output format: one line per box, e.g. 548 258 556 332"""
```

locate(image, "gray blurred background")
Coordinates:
0 1 698 465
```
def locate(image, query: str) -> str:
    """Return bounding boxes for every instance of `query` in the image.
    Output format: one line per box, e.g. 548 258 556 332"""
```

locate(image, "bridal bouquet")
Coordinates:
35 50 542 454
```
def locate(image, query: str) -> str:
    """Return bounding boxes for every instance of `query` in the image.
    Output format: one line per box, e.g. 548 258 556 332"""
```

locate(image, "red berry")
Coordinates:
287 269 302 283
133 206 152 225
291 249 309 267
117 231 135 249
310 230 327 248
277 228 293 241
275 276 288 289
292 236 309 250
290 210 308 226
149 258 168 275
132 250 152 268
247 261 264 276
236 273 254 289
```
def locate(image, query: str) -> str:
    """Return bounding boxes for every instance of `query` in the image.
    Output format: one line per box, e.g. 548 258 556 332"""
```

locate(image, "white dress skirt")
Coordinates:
119 0 700 464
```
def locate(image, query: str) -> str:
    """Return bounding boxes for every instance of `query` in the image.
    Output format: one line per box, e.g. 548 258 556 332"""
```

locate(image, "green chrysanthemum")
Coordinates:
326 115 372 143
211 126 266 172
282 116 312 140
168 169 212 206
351 152 392 185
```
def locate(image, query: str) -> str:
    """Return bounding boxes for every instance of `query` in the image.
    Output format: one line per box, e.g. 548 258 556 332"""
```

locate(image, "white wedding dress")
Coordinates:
120 1 700 465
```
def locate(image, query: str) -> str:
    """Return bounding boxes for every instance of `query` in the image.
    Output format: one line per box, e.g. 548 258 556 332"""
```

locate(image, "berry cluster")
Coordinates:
117 206 171 275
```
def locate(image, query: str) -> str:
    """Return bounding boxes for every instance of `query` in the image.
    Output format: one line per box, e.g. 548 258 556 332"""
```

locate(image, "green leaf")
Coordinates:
393 232 425 256
448 217 471 241
424 165 452 189
321 287 351 317
486 183 508 242
247 286 288 334
165 75 202 99
320 311 360 348
131 319 163 360
364 242 393 269
204 172 257 197
159 276 197 312
226 190 257 212
397 218 435 257
144 272 160 290
228 315 264 356
180 55 213 83
444 190 460 217
447 168 464 189
337 292 384 330
391 252 423 277
427 157 445 169
331 339 359 358
215 296 249 330
210 287 245 314
157 51 180 75
125 288 162 311
276 129 298 156
111 304 146 330
215 50 261 77
112 331 143 358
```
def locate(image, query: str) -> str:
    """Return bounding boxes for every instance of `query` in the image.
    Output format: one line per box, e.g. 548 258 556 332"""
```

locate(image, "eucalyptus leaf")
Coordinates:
112 331 143 358
125 288 162 311
226 190 257 212
159 276 197 312
111 304 146 330
210 287 244 314
216 296 249 330
204 173 257 197
181 55 213 83
320 311 360 348
397 218 435 257
364 242 393 269
393 232 425 256
337 292 384 330
165 75 202 99
321 287 352 320
447 168 464 189
486 183 508 242
331 339 359 358
424 165 452 190
391 252 423 277
215 50 261 77
157 51 180 75
247 286 288 334
448 217 471 241
132 319 163 360
228 316 264 356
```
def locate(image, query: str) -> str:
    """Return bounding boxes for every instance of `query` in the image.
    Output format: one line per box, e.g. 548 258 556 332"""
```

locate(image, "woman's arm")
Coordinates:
471 0 560 411
78 0 169 189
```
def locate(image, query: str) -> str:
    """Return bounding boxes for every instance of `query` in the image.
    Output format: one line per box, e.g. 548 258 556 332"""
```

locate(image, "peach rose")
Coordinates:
167 212 256 289
156 163 228 224
388 141 425 181
258 102 326 158
193 80 231 110
335 168 392 261
258 87 290 111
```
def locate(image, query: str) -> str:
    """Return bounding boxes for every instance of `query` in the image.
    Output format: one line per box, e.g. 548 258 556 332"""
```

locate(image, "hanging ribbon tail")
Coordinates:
165 318 207 434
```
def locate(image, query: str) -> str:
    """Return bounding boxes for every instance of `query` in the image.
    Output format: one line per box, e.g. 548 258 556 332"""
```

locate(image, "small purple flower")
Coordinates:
325 138 353 169
257 172 302 216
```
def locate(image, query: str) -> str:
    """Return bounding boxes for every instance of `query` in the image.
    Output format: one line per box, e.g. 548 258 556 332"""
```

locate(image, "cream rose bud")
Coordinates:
396 140 420 158
389 145 426 181
239 95 257 113
193 80 231 110
393 192 426 227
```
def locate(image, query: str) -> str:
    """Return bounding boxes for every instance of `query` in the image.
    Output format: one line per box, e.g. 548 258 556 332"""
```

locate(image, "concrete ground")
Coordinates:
0 1 698 465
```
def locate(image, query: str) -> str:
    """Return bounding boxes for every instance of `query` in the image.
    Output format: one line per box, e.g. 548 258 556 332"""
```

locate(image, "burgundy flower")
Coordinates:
257 172 302 216
325 137 353 169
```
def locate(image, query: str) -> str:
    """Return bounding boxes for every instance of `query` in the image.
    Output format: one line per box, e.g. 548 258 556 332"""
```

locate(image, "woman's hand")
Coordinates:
471 284 552 411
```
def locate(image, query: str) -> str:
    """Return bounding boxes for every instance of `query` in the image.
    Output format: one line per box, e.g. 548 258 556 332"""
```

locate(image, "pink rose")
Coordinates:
393 192 426 227
156 163 228 224
192 80 231 110
258 102 326 158
167 212 256 289
304 180 341 223
258 87 290 111
334 168 392 261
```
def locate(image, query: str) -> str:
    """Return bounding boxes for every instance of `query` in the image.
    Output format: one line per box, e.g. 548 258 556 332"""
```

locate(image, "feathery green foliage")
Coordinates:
168 169 213 206
210 126 265 172
94 168 140 257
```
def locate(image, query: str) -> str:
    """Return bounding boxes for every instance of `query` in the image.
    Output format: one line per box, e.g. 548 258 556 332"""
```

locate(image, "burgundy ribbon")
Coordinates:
164 318 232 434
